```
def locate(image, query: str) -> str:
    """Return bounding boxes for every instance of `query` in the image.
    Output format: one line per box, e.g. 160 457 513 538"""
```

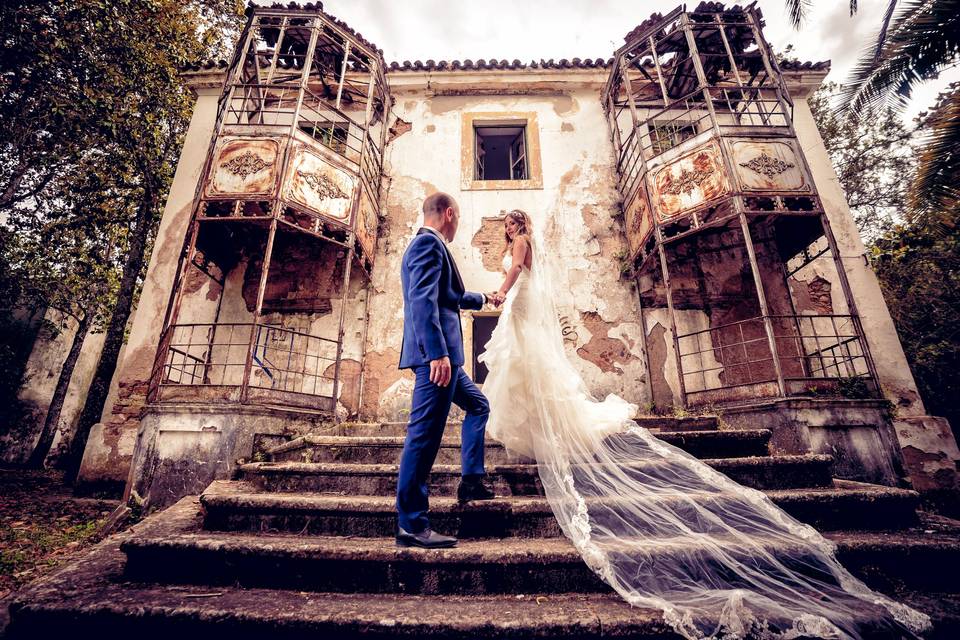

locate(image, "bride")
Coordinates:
478 209 930 640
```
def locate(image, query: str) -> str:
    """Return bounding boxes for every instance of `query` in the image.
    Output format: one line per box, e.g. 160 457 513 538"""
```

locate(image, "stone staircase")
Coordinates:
6 416 960 638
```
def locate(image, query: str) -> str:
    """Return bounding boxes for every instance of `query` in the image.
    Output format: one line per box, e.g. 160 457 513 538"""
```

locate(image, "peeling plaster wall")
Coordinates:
638 227 805 406
362 87 650 420
0 308 106 466
165 232 368 410
81 66 956 504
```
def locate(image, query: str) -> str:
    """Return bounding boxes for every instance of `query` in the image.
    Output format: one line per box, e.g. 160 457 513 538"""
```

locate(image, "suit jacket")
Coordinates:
399 228 485 369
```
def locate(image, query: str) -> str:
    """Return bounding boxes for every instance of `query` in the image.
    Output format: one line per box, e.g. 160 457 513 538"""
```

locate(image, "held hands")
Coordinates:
487 291 505 307
429 356 452 387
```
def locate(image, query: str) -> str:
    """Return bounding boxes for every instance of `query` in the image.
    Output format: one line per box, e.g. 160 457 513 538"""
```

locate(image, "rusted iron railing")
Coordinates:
149 322 338 411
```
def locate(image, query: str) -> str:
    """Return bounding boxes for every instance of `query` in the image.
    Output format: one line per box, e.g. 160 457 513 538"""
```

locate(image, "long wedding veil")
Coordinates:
480 223 931 639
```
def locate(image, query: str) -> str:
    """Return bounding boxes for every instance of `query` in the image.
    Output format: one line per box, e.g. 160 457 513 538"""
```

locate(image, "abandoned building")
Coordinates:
6 3 960 636
43 1 954 510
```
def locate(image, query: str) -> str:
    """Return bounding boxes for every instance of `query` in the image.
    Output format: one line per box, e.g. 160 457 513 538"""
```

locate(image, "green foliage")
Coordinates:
613 248 635 279
911 82 960 220
0 0 244 470
835 376 872 400
808 81 916 241
870 207 960 428
832 0 960 219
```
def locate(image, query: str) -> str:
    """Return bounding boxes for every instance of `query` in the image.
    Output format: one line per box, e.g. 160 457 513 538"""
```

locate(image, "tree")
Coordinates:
870 216 960 432
807 81 916 240
0 0 244 480
11 154 123 468
868 84 960 433
786 0 960 219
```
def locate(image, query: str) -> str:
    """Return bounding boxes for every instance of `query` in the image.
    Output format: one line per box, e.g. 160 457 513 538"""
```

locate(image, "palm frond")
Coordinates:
873 0 898 62
910 82 960 218
837 0 960 115
785 0 812 28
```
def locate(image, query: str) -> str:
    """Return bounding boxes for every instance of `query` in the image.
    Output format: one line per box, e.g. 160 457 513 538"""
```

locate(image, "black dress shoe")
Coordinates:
396 526 458 548
457 477 495 504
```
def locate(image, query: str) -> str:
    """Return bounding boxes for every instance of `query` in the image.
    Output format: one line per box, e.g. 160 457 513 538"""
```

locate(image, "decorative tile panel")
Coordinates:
355 188 378 264
623 184 654 258
731 140 806 191
283 145 357 222
208 137 281 197
652 140 729 220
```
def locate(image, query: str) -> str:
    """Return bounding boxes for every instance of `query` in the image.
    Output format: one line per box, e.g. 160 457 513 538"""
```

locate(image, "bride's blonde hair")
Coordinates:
503 209 532 252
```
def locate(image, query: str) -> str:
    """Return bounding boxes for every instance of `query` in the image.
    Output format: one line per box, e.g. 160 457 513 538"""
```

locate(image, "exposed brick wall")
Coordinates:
470 216 508 273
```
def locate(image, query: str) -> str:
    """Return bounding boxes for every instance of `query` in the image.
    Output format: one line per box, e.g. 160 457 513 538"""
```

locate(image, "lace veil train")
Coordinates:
478 223 930 640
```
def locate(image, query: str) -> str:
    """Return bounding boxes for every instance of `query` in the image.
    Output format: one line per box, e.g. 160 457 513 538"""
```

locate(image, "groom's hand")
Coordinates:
429 356 452 387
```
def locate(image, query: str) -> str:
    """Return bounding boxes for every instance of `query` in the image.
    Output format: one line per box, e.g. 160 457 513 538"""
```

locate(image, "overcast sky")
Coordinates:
308 0 958 125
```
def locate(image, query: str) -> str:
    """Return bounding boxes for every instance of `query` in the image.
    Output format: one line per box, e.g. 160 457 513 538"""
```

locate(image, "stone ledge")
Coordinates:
200 478 919 534
6 536 679 639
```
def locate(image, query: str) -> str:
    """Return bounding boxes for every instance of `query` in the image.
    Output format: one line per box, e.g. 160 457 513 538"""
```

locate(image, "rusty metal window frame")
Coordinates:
675 314 875 395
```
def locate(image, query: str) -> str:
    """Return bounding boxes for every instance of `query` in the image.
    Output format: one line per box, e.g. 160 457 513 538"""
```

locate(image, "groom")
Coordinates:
396 192 497 549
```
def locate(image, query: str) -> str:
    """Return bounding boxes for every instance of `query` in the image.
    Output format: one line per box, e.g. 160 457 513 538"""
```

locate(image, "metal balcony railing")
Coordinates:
676 314 876 401
149 322 338 411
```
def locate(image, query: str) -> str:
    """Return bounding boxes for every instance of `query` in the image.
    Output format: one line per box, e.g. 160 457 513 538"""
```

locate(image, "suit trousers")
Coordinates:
396 364 490 533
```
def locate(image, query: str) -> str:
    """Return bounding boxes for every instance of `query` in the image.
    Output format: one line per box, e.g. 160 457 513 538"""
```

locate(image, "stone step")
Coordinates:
8 498 957 639
7 570 679 639
125 498 960 596
269 436 527 466
266 428 770 466
0 527 684 640
636 415 720 432
285 415 719 441
238 454 834 495
654 428 769 457
200 479 920 537
12 538 959 640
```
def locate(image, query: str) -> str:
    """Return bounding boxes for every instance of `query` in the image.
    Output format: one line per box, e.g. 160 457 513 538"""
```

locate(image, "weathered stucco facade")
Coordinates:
0 308 108 466
72 2 958 510
363 79 649 421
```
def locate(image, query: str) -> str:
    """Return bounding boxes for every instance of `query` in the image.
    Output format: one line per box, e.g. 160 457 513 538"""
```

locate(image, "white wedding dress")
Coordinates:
478 231 930 640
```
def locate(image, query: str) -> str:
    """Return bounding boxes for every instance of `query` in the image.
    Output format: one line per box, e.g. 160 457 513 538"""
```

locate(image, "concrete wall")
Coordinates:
0 308 105 466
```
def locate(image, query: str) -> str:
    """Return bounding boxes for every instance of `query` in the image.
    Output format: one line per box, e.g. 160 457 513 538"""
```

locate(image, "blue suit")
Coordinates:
396 228 490 533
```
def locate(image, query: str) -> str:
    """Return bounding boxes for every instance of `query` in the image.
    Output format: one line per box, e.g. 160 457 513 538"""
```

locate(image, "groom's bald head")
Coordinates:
422 191 460 241
423 192 458 219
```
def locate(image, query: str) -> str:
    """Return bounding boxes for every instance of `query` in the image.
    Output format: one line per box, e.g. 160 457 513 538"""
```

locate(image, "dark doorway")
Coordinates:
472 314 500 384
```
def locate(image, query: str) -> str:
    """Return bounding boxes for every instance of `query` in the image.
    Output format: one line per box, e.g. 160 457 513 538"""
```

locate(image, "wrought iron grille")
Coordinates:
150 322 338 405
677 314 874 395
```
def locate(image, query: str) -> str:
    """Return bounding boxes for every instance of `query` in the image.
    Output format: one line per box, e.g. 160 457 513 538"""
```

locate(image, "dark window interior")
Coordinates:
475 126 527 180
300 121 349 155
650 120 697 156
